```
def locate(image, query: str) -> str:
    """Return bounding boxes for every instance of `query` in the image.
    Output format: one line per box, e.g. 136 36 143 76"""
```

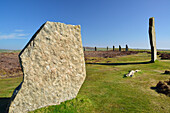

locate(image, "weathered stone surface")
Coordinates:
9 21 86 112
149 17 157 62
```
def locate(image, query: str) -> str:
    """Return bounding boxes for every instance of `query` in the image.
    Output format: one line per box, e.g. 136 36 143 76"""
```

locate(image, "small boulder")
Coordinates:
125 70 141 77
155 79 170 97
164 70 170 74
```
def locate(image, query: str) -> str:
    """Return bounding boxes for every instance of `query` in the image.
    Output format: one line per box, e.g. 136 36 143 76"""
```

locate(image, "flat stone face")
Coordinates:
149 17 157 62
9 21 86 112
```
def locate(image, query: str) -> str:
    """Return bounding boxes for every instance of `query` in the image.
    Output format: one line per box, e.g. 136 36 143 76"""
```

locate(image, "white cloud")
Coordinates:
0 33 28 39
17 34 28 37
14 29 24 32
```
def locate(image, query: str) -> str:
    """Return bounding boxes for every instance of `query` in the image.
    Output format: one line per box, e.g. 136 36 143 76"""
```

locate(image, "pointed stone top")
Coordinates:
44 21 81 27
149 17 155 27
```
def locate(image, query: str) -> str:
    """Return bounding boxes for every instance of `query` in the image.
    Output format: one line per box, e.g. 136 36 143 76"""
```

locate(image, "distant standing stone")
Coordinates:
113 45 115 51
126 45 128 51
95 47 97 51
119 45 121 51
149 17 157 62
107 46 108 51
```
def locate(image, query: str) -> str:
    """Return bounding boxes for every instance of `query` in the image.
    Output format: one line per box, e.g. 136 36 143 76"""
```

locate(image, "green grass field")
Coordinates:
0 49 21 53
0 52 170 113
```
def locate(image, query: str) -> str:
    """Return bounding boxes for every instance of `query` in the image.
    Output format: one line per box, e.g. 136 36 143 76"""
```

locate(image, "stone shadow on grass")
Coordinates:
0 97 10 113
86 61 152 65
150 86 157 90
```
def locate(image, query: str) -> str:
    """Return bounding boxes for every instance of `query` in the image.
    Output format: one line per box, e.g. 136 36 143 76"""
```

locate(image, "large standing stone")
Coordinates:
8 21 86 112
149 17 157 62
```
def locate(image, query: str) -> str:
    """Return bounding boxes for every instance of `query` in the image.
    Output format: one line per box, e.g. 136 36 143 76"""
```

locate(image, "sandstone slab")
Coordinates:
8 21 86 112
149 17 157 62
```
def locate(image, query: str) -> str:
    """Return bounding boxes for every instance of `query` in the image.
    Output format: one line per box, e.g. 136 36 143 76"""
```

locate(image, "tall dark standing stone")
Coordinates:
95 47 97 51
126 45 128 51
113 45 115 51
119 45 121 51
107 46 108 51
149 17 157 62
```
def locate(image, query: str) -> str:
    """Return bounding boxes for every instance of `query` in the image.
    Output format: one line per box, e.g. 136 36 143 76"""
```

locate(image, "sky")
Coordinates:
0 0 170 50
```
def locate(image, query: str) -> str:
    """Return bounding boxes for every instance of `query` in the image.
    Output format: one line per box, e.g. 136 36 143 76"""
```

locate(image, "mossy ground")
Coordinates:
0 52 170 113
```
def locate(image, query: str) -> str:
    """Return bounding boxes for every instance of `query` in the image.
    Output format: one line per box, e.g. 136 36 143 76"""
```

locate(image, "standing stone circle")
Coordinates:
8 21 86 112
149 17 157 62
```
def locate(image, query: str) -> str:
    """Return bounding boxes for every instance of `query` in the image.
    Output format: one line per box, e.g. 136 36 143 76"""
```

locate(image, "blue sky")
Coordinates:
0 0 170 50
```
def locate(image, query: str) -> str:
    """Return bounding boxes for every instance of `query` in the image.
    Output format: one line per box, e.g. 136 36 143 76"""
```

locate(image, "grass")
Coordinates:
86 53 151 63
0 77 23 113
31 96 93 113
0 77 22 97
0 52 170 113
85 47 170 54
0 49 21 53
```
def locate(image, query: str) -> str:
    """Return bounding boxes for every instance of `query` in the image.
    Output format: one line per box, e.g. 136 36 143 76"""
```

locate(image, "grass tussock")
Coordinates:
30 96 93 113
